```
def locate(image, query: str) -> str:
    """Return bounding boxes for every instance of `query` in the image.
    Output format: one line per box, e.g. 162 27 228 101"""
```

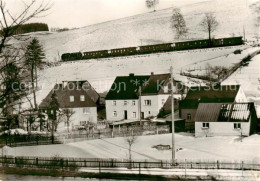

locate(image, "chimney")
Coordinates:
151 72 154 75
129 73 134 77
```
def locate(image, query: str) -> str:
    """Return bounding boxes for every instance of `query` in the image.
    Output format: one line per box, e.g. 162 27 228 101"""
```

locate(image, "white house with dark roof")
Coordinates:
39 83 97 131
194 102 257 137
140 73 186 119
105 73 186 122
105 74 150 122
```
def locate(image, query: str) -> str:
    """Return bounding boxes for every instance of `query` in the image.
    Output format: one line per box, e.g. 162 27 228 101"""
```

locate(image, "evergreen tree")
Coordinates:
48 91 59 143
24 38 45 109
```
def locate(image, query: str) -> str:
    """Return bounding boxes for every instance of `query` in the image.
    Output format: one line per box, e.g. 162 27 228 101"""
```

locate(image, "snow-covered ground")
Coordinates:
13 0 259 116
223 53 260 117
2 133 260 163
9 0 259 62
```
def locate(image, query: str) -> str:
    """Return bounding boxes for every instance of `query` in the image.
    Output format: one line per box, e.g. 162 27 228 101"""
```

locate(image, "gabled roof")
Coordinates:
180 85 240 109
105 74 150 100
186 85 240 102
195 102 255 122
141 74 170 95
141 73 185 95
64 80 100 103
39 84 97 109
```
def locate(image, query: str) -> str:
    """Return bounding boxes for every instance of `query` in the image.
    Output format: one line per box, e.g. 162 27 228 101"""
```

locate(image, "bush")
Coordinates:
242 55 251 63
234 49 242 54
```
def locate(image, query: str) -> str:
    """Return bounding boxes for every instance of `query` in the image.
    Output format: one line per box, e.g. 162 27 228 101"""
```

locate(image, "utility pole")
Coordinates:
139 86 142 126
170 66 175 165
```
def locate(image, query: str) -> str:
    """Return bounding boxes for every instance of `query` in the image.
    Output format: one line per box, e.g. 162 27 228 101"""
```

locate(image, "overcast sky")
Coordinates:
7 0 178 29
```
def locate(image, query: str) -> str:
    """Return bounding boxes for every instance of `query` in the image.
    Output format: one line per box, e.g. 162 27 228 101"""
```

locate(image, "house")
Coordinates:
105 73 150 122
105 73 186 122
39 83 97 131
179 85 247 130
194 102 258 137
140 73 185 119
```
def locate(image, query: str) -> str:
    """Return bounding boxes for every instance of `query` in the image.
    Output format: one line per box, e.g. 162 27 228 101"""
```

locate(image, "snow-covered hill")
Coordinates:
14 0 260 116
10 0 259 61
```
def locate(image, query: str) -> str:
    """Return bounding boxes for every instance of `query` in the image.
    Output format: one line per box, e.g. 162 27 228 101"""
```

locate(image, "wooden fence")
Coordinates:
0 156 259 171
0 125 170 147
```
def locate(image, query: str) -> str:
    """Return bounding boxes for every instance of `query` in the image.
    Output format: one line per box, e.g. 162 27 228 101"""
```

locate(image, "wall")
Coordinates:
235 87 248 102
195 121 250 137
141 95 159 118
181 109 197 122
106 99 139 122
58 107 97 131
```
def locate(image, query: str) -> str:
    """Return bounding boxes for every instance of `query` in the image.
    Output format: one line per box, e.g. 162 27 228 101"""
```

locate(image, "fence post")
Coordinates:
14 157 17 164
217 160 219 169
242 161 244 177
139 162 141 175
99 161 101 173
36 158 38 166
185 159 187 180
161 160 163 168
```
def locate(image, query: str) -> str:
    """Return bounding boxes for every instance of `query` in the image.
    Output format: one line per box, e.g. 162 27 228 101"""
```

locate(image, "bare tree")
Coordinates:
125 135 138 165
171 8 188 39
62 108 75 134
0 0 51 133
200 13 219 46
146 0 159 12
0 0 51 54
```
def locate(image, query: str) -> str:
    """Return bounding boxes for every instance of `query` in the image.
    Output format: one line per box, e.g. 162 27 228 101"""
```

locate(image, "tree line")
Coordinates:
1 23 49 36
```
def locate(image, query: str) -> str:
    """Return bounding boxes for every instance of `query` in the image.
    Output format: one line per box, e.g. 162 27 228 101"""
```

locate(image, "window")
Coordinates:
112 101 116 106
202 123 209 128
80 121 86 126
80 95 85 101
187 113 191 120
132 101 136 106
113 111 117 117
144 100 151 106
124 101 128 105
70 96 74 102
132 112 136 118
83 108 90 114
234 123 241 129
164 86 168 93
148 111 151 114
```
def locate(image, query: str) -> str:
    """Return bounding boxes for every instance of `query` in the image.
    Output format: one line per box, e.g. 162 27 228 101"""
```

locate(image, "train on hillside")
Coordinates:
61 36 243 62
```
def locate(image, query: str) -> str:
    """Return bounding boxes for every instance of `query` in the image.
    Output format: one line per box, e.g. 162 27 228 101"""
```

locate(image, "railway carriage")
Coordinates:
82 50 109 59
139 43 173 54
110 47 137 56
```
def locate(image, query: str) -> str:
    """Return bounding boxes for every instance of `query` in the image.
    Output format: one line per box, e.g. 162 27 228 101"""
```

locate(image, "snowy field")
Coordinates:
3 133 260 163
9 0 259 61
16 0 260 112
223 54 260 117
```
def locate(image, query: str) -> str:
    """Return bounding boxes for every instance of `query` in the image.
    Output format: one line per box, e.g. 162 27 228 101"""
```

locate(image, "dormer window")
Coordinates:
70 96 74 102
80 95 85 101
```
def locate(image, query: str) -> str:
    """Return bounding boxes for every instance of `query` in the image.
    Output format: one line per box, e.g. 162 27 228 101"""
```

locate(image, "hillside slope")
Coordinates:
9 0 259 61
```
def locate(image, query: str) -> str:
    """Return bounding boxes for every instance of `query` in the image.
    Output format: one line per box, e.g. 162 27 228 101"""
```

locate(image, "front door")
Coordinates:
141 112 144 119
124 110 127 120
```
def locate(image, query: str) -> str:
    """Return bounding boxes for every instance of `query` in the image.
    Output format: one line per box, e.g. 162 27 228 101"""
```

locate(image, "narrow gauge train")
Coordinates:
61 37 243 61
